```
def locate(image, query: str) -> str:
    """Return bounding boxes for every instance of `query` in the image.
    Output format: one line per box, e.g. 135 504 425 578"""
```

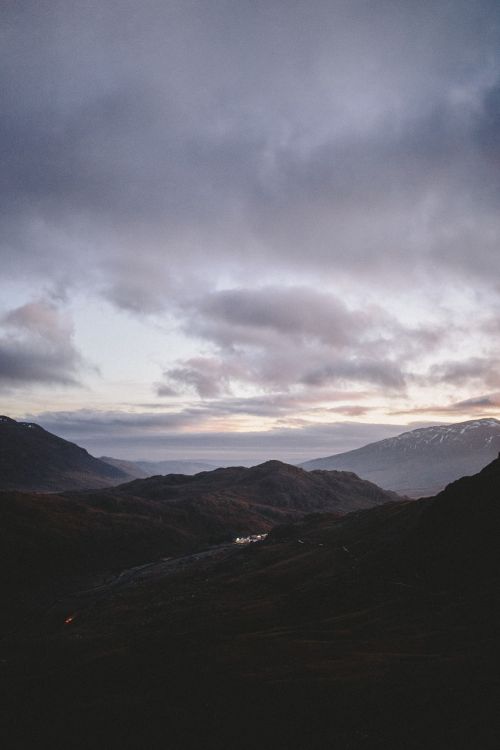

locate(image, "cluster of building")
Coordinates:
233 533 268 545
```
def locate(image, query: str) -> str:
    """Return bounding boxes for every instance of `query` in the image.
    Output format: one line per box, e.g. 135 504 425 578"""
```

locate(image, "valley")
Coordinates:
1 453 498 749
0 417 499 749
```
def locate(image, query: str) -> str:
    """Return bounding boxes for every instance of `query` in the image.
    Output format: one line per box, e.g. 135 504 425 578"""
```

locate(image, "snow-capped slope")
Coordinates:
301 418 500 497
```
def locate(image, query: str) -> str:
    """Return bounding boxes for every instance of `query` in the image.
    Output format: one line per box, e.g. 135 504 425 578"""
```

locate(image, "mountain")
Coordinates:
302 417 500 496
0 460 397 597
136 458 218 475
99 456 150 478
116 459 399 514
0 416 133 491
2 455 498 749
100 456 217 478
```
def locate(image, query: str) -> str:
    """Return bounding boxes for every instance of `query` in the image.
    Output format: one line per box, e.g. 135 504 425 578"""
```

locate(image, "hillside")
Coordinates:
1 456 498 749
302 418 500 496
0 460 397 598
0 416 132 491
117 459 399 514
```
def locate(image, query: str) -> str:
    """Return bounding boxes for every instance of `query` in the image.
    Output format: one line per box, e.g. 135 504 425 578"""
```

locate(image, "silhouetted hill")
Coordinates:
413 450 500 583
0 460 397 597
1 455 498 749
302 418 500 496
118 459 398 514
0 416 132 491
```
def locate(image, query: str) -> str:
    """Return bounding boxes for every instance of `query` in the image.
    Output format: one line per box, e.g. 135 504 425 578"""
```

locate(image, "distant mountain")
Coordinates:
100 456 217 478
99 456 150 478
0 416 133 491
302 417 500 496
136 458 218 475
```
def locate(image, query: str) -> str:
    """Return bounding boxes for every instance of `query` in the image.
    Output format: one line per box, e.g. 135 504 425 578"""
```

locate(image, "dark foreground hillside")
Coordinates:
0 459 498 749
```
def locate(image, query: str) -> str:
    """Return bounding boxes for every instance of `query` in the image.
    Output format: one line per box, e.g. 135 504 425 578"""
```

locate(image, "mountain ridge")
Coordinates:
0 458 399 597
0 415 133 491
302 417 500 496
115 458 400 514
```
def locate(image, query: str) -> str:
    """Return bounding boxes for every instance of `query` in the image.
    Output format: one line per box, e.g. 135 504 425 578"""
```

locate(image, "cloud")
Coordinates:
326 405 375 417
192 287 370 348
299 360 405 390
428 357 500 389
392 393 500 417
162 357 251 398
156 285 446 396
3 1 500 426
2 0 500 306
455 395 500 409
24 407 411 462
0 301 84 387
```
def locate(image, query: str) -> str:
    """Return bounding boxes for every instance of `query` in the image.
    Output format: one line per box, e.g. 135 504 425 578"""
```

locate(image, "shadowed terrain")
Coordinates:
0 416 132 491
117 459 399 513
0 457 498 749
0 460 397 608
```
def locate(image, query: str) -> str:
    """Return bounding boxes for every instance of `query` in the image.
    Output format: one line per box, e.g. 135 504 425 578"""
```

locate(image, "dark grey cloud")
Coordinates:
192 287 370 348
2 0 500 304
24 407 412 462
300 360 405 390
429 357 500 389
163 358 249 399
3 0 500 424
171 391 373 420
159 345 406 396
455 395 500 409
392 393 500 417
0 301 84 387
157 286 445 396
326 405 374 417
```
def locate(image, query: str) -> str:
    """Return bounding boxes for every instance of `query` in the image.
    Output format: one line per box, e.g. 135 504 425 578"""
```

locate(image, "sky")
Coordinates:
2 0 500 461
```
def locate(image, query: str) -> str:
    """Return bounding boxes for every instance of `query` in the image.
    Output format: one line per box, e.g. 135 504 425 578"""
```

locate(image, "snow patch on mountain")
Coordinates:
302 418 500 497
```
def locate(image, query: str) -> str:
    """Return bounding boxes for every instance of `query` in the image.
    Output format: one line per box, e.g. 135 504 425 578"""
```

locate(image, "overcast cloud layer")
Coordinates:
2 1 500 459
